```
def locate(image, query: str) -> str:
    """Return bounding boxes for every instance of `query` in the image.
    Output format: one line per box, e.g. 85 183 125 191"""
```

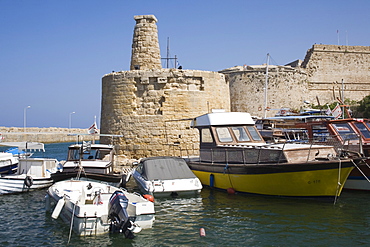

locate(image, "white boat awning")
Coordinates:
0 142 45 152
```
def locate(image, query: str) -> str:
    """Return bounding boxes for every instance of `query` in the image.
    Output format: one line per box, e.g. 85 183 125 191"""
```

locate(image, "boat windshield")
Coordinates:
201 128 213 143
246 126 262 141
353 122 370 139
215 126 262 143
231 127 250 141
68 148 110 160
332 122 358 141
216 127 233 142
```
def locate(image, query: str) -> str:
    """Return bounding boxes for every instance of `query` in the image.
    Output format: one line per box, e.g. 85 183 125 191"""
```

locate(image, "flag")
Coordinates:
325 105 332 116
332 104 342 119
88 122 99 135
82 141 91 152
176 61 182 69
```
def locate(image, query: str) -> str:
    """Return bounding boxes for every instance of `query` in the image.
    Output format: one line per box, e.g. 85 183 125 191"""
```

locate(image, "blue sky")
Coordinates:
1 0 369 128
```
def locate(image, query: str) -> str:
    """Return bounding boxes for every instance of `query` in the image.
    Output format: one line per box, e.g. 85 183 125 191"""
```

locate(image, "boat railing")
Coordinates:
197 146 287 165
182 133 364 164
310 133 363 157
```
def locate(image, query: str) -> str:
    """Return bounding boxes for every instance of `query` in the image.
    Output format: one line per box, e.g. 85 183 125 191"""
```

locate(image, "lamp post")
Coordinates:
69 112 76 129
23 105 31 132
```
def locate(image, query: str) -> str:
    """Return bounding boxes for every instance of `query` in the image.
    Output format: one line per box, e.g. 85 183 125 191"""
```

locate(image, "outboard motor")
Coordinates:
108 191 135 239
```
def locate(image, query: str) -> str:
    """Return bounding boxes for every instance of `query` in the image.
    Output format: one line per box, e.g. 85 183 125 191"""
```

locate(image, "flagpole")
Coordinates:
93 116 97 144
337 30 340 45
264 53 269 119
341 79 344 119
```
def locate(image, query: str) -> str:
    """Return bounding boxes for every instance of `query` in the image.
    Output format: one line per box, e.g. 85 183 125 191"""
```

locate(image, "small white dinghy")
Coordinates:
0 157 59 195
45 180 155 238
132 156 202 197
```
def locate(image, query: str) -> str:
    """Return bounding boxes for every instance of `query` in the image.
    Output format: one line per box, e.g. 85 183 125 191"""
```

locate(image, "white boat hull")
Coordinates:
0 158 59 195
344 177 370 191
132 156 203 197
133 171 202 197
0 175 53 195
46 180 155 236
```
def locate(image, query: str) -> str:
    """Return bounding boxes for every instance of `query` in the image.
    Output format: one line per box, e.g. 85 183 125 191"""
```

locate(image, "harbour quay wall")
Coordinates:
0 127 97 143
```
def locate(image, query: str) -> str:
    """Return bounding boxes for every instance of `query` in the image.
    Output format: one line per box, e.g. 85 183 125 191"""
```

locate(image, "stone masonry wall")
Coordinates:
226 66 308 118
100 69 229 159
130 15 161 71
302 44 370 104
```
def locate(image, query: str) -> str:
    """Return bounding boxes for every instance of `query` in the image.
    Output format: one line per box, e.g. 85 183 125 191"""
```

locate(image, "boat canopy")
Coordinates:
266 115 334 121
0 142 45 152
139 157 197 180
68 143 114 149
191 112 255 127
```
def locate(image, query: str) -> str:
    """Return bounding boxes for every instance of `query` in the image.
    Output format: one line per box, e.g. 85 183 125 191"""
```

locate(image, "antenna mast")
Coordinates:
264 53 270 118
166 37 170 68
161 37 178 68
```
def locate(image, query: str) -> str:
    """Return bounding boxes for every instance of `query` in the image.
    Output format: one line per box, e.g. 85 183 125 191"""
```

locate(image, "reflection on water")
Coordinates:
1 186 370 246
1 142 370 246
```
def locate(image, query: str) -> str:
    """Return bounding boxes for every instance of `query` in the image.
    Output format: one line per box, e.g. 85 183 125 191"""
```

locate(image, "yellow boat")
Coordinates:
186 111 358 198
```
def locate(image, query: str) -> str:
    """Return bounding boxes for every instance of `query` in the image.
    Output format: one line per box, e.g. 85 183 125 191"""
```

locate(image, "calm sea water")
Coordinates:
1 142 370 246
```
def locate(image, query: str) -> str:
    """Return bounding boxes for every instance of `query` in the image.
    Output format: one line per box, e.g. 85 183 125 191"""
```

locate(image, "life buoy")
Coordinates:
258 106 262 111
24 175 33 187
281 110 286 115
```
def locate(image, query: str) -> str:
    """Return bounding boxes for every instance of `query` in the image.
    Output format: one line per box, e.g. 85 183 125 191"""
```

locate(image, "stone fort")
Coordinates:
101 15 370 159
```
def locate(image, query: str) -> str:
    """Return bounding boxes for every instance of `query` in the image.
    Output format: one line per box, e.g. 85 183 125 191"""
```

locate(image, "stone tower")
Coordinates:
100 15 230 159
130 15 161 71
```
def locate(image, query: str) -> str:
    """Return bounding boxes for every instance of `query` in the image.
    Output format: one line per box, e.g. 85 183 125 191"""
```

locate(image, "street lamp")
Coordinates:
69 112 76 129
23 105 31 132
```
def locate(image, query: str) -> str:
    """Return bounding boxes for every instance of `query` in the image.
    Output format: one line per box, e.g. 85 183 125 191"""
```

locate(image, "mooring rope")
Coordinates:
351 159 370 183
67 200 77 245
223 149 234 189
334 159 342 205
75 157 88 181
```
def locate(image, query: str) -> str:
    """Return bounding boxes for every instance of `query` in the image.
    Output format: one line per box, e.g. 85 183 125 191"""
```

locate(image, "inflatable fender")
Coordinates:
24 176 33 187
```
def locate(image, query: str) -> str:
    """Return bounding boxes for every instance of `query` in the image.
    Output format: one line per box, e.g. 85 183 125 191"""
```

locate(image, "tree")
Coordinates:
310 98 358 118
357 95 370 118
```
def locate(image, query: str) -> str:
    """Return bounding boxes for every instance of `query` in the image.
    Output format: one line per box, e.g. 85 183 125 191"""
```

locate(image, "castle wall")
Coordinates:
100 69 229 158
302 44 370 104
226 66 308 117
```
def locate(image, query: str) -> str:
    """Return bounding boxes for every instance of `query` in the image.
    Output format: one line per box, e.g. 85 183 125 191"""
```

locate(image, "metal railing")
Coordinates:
181 134 364 164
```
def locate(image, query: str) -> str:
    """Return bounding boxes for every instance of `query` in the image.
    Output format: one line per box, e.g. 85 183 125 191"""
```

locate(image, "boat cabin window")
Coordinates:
332 123 358 140
216 127 233 143
232 127 250 141
246 126 262 141
201 128 214 143
213 125 263 144
68 148 111 160
68 149 80 160
353 122 370 139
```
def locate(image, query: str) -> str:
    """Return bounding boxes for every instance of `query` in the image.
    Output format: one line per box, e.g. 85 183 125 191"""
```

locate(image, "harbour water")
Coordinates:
1 142 370 246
